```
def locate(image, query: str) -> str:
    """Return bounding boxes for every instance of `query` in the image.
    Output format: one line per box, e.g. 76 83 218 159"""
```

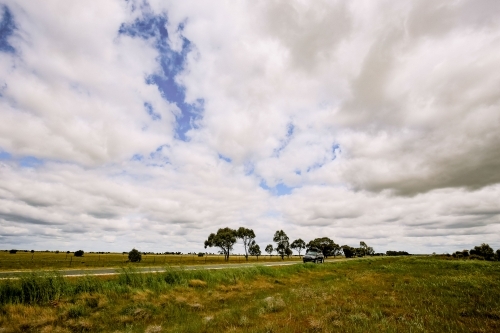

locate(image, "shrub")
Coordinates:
9 249 17 254
74 250 84 257
469 254 484 260
198 252 205 257
386 250 410 256
470 243 495 261
128 248 142 262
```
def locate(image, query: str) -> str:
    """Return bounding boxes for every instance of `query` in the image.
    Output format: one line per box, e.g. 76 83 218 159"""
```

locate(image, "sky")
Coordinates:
0 0 499 255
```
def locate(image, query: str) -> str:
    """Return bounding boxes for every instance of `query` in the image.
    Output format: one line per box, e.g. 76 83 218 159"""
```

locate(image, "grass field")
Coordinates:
0 256 499 332
0 251 301 271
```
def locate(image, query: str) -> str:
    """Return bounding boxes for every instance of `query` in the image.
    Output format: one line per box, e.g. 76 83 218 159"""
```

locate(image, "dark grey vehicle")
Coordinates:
302 249 324 263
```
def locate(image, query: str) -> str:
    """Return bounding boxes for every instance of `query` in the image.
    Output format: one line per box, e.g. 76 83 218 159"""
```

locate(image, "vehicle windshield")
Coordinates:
306 251 317 255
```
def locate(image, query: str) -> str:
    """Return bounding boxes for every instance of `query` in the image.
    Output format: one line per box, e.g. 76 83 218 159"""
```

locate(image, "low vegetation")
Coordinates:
0 251 301 271
0 256 499 332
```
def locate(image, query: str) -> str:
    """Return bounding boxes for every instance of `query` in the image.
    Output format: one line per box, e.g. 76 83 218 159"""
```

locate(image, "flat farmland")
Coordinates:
0 256 499 332
0 251 302 271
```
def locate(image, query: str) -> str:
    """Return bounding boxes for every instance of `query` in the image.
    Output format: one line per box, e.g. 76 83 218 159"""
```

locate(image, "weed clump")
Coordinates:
188 279 207 288
261 296 286 313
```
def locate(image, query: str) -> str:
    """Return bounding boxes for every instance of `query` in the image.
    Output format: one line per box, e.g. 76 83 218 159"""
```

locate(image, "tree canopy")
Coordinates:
290 238 306 256
470 243 495 260
265 244 274 257
341 245 355 258
236 227 256 261
128 248 142 262
307 237 341 258
204 227 237 261
273 230 290 260
249 242 261 258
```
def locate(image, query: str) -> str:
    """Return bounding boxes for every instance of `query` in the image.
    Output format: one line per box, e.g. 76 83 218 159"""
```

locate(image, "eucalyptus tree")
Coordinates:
290 238 306 256
307 237 341 258
265 244 274 258
236 227 256 261
249 241 261 260
273 230 290 260
204 227 237 261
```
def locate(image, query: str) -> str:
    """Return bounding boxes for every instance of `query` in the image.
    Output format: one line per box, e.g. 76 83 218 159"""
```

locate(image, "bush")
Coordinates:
198 252 205 257
469 254 484 260
470 243 495 261
74 250 84 257
128 248 142 262
386 251 410 256
9 249 17 254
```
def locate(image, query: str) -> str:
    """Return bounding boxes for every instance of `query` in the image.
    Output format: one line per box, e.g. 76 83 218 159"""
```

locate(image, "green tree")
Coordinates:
249 241 261 260
360 241 367 256
273 230 290 260
359 241 375 256
74 250 84 257
204 227 237 261
307 237 341 258
341 245 355 258
128 248 142 262
355 247 364 257
290 238 306 256
236 227 256 261
471 243 495 261
265 244 274 257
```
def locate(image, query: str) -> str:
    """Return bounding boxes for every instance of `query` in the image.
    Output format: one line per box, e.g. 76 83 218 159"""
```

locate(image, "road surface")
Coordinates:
0 258 353 279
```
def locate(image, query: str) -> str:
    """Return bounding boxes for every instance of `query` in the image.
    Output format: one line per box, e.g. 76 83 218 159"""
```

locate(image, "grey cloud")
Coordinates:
0 212 60 225
261 0 352 72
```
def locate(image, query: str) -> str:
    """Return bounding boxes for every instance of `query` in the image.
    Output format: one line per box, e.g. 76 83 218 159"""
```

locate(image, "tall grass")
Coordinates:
0 262 324 305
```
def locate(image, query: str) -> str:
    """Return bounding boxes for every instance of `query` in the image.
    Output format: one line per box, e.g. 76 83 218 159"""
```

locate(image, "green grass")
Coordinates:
0 256 499 332
0 251 300 271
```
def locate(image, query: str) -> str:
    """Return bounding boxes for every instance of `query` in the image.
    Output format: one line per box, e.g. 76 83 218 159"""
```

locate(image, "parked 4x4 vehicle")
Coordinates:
302 249 324 263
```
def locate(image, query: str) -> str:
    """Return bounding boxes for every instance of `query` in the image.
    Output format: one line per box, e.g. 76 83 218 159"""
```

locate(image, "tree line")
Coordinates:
204 227 377 261
451 243 500 261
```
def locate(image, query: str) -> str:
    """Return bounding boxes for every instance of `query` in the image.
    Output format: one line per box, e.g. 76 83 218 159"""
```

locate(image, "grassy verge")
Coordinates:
0 252 301 271
0 257 499 332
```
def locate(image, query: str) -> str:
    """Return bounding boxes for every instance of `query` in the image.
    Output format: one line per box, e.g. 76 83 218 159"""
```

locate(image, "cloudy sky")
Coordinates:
0 0 499 254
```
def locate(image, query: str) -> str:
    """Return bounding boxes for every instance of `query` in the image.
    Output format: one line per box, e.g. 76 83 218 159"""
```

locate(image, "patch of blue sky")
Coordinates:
19 156 43 168
131 154 144 161
144 102 161 121
218 154 231 163
0 5 16 53
306 161 326 173
119 5 203 141
244 162 255 176
332 143 341 157
130 144 170 166
0 151 12 160
259 180 295 196
273 123 295 157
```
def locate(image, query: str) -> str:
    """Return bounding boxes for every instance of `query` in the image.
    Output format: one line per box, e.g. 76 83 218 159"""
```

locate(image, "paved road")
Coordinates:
0 259 349 279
